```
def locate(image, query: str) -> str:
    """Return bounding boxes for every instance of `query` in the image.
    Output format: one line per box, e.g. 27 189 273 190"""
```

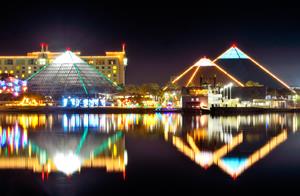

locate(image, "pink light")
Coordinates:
66 47 71 51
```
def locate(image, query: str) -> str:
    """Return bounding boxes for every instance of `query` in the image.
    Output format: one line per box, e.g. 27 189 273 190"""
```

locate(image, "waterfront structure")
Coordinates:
0 43 127 86
163 57 244 91
164 45 295 94
215 45 295 93
28 50 121 99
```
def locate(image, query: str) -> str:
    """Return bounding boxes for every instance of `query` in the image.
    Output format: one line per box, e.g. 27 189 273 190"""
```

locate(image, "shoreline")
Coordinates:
0 106 300 115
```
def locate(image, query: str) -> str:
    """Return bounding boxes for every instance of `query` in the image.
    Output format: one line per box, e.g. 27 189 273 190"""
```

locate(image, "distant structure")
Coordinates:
164 44 295 94
28 50 121 99
0 43 128 86
214 45 295 93
163 56 244 90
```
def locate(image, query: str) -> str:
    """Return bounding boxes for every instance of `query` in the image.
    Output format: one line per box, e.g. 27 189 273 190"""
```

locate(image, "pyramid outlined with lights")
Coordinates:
215 45 295 93
28 50 121 98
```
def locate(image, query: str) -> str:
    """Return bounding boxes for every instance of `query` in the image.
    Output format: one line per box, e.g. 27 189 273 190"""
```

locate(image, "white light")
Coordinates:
195 151 213 167
53 51 85 64
54 152 81 175
123 58 128 66
124 150 128 166
194 57 214 67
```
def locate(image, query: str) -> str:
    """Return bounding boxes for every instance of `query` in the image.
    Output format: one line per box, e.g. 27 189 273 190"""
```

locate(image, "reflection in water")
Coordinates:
0 113 299 179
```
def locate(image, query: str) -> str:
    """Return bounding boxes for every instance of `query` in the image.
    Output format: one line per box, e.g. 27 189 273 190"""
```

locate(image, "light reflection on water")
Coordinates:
0 113 299 179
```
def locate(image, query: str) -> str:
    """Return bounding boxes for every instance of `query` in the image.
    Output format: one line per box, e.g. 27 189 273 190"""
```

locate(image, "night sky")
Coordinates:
1 1 300 86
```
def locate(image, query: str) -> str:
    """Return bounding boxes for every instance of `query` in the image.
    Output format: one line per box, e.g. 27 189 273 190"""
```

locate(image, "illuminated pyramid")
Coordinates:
164 57 244 90
28 50 121 98
215 45 295 93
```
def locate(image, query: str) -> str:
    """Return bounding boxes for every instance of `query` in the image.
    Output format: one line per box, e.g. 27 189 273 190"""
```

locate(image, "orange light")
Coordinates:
186 65 200 87
214 46 295 93
172 65 196 84
163 65 196 90
247 56 296 94
214 63 244 87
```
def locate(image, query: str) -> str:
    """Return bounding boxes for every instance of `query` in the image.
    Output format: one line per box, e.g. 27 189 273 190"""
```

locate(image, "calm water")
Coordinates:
0 113 300 195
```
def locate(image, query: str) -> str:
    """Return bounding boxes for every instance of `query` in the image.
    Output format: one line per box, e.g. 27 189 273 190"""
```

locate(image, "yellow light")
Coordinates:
0 71 2 74
22 74 25 78
108 74 111 77
113 70 117 74
28 70 31 74
186 66 200 87
113 65 117 69
10 70 14 74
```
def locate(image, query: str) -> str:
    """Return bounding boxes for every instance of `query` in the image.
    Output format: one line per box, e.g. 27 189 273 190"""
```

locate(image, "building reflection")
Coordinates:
170 114 297 178
0 113 299 179
0 123 127 179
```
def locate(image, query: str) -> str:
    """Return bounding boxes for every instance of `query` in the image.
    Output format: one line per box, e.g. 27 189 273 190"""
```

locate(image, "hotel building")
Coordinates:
0 44 128 86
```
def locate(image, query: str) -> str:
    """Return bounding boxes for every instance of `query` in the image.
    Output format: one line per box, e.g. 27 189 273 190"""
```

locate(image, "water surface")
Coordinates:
0 113 299 195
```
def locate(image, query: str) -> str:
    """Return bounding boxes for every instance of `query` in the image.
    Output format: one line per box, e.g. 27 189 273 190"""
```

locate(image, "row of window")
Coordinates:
0 59 36 65
85 59 118 65
0 70 37 74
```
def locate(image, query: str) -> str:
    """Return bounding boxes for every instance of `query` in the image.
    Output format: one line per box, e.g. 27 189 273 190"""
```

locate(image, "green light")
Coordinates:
93 131 123 156
26 64 49 81
75 127 89 154
73 63 89 95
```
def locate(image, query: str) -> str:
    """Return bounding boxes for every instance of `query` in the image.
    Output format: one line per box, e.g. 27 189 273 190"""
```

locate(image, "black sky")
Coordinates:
1 1 300 85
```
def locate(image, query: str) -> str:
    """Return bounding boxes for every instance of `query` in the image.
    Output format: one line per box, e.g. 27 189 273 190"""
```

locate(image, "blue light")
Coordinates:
221 157 247 172
62 98 68 107
83 99 89 107
1 131 6 146
218 47 249 59
14 79 19 85
14 86 21 92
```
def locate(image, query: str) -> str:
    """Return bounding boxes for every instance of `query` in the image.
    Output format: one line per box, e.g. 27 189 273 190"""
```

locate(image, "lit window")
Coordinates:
113 70 117 74
196 98 199 101
15 75 18 78
108 74 111 77
191 98 194 101
28 66 31 69
22 74 25 78
113 65 117 69
37 58 46 65
4 70 7 73
28 70 31 74
10 70 14 74
0 70 2 74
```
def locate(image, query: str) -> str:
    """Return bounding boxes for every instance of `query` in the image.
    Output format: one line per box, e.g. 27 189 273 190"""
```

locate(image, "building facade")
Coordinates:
0 44 127 86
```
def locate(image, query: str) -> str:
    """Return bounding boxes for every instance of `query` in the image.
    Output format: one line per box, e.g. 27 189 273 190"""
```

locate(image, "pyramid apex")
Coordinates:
194 57 214 67
218 46 248 59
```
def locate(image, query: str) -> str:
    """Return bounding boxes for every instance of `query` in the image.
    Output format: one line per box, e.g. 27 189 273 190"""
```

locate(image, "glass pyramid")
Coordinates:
28 51 121 98
218 46 249 59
